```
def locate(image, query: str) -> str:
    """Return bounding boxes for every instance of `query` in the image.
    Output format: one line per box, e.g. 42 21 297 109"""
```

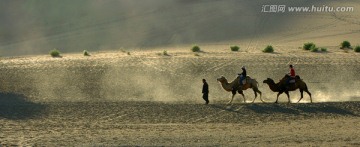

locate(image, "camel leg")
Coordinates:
285 91 291 103
238 90 246 103
298 89 304 103
252 88 263 103
228 90 237 104
305 89 312 103
252 88 258 103
298 89 312 103
258 90 264 103
275 92 283 103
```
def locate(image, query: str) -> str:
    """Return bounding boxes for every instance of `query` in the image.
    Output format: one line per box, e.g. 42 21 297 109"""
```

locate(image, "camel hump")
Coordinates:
246 76 257 81
245 76 257 83
244 76 258 87
284 74 301 80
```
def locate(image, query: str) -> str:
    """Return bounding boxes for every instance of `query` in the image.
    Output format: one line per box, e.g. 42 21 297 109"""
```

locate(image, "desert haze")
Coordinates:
0 0 360 146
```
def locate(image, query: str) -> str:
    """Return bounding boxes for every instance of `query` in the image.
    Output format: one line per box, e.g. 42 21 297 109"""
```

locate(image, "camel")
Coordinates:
263 75 312 103
217 76 263 104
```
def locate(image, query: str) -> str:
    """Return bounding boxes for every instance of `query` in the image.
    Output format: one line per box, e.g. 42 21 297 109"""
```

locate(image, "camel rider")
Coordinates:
287 64 296 86
237 66 247 89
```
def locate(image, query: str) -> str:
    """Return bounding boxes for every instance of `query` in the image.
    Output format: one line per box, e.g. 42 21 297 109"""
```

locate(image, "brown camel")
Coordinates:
217 76 263 104
263 75 312 103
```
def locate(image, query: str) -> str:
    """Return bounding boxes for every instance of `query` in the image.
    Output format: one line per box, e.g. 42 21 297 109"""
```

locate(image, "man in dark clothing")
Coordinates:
238 66 247 89
202 79 209 104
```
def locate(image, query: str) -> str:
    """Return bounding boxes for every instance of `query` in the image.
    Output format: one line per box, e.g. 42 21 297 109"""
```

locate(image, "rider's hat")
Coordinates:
241 66 245 69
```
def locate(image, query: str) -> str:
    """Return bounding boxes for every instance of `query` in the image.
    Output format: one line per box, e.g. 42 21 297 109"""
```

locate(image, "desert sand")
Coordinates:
0 101 359 146
0 48 359 146
0 0 360 146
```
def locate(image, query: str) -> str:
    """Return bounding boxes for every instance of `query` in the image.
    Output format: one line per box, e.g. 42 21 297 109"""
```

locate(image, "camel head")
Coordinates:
217 76 227 83
263 78 275 85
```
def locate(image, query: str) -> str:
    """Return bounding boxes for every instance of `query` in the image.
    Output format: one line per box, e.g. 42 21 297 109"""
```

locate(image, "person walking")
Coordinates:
202 79 209 104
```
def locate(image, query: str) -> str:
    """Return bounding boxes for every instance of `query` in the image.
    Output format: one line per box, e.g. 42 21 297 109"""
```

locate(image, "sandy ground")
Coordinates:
0 48 359 146
0 101 359 146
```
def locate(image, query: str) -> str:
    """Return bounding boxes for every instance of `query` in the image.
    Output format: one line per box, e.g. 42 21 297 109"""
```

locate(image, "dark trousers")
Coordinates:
239 75 245 85
203 92 209 104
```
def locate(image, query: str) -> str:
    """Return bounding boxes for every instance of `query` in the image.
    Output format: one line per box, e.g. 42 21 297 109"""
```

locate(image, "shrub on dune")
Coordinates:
320 47 327 52
310 45 319 52
50 49 61 57
230 46 240 51
354 46 360 52
163 50 169 56
303 42 327 53
262 45 274 53
303 42 315 50
191 45 201 52
340 41 351 49
83 50 90 56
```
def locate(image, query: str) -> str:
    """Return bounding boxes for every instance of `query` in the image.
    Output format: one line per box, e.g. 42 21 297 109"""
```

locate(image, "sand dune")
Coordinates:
0 49 359 146
1 0 360 56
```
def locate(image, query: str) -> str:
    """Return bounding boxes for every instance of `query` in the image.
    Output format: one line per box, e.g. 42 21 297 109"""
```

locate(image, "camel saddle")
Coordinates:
239 76 250 85
283 74 300 84
289 78 296 84
241 79 246 85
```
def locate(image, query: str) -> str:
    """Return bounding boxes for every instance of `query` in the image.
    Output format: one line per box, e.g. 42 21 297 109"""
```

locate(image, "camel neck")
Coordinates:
220 80 233 92
267 81 280 92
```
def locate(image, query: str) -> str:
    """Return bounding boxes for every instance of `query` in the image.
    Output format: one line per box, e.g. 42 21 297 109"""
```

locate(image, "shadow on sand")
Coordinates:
0 92 47 119
293 103 357 116
210 102 358 116
245 104 300 115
